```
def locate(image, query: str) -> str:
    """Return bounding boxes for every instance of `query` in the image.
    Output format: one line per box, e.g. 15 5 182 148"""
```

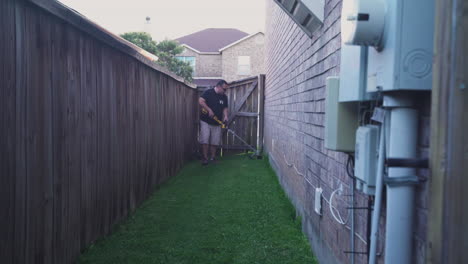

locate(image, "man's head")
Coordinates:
215 80 228 94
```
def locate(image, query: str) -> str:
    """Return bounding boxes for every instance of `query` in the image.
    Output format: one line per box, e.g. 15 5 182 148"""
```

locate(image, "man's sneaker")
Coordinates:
201 159 209 166
209 157 218 164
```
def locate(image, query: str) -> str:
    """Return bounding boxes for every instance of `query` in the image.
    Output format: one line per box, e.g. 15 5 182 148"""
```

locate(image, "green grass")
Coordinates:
78 154 317 264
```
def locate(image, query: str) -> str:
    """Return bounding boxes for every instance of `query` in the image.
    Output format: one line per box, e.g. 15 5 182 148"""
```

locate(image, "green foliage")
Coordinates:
120 32 158 55
155 39 184 56
154 40 193 82
120 32 193 82
163 58 194 82
78 155 317 264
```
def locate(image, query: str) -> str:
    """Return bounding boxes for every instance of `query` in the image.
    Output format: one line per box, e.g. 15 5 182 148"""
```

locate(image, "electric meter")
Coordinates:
341 0 386 48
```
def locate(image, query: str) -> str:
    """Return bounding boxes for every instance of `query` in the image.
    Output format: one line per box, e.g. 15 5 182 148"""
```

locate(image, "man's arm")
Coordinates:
223 107 229 123
199 97 214 117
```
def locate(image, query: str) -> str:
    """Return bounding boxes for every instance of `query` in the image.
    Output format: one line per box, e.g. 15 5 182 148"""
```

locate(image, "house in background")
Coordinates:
175 28 265 87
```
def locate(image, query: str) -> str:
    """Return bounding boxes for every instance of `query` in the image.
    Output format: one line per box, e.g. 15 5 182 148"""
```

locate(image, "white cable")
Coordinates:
329 188 350 225
329 189 344 224
293 165 305 177
285 154 329 203
344 225 368 245
281 152 366 243
284 154 294 167
283 154 305 177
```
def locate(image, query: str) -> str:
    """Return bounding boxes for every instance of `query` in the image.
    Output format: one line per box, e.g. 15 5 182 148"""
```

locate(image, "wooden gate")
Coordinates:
198 75 265 153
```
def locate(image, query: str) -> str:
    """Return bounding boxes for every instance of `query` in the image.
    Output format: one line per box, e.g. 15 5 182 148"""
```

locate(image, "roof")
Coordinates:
180 44 220 55
219 32 264 51
176 28 248 53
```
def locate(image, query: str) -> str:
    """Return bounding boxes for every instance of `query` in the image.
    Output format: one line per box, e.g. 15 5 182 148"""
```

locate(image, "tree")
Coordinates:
166 58 194 82
154 40 193 82
120 32 193 82
155 40 184 57
120 32 158 55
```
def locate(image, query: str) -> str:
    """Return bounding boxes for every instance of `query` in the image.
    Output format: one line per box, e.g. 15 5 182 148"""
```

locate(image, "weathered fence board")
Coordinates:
14 2 28 262
428 0 468 262
225 77 262 150
0 1 17 263
0 0 199 263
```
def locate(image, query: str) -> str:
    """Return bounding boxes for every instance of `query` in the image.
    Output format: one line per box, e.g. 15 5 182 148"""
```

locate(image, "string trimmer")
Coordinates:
201 108 259 158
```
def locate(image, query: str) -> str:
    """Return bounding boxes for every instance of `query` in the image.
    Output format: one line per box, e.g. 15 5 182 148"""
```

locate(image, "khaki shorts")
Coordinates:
199 120 222 146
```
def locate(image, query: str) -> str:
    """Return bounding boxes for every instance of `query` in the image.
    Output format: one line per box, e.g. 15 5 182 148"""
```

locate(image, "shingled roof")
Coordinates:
175 28 249 53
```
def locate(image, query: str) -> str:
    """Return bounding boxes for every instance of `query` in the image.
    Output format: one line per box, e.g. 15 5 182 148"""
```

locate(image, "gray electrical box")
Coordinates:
367 0 435 91
324 77 359 152
339 0 379 102
354 125 379 195
339 45 377 102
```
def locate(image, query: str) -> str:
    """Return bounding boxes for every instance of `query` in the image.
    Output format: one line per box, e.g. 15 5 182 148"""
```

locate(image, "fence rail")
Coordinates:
0 0 199 263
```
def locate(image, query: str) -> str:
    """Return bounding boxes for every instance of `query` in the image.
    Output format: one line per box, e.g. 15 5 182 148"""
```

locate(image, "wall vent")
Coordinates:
274 0 324 37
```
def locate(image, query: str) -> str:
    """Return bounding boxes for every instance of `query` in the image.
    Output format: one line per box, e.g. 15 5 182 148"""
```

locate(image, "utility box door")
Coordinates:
355 125 380 195
324 77 359 152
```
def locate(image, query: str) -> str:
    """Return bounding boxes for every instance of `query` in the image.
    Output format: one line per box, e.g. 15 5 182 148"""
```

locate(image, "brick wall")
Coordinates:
178 48 222 78
221 33 266 82
264 0 430 263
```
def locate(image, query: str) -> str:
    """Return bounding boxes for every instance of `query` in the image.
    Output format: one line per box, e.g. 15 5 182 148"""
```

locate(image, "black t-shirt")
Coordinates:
200 88 228 126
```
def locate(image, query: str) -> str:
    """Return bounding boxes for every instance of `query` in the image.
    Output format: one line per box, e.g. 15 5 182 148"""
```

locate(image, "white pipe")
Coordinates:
368 116 386 264
384 107 418 263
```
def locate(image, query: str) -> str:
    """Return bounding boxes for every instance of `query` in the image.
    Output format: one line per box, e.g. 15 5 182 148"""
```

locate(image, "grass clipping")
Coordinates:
79 154 317 264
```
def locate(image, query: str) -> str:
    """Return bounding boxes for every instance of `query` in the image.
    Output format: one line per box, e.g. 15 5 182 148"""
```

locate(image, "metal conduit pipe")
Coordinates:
350 178 355 264
368 115 387 264
384 98 419 264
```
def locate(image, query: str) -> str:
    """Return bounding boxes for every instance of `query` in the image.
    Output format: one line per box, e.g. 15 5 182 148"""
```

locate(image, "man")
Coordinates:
199 80 229 165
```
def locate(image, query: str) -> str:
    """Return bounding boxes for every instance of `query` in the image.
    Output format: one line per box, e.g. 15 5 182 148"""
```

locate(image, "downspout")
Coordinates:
368 112 387 264
350 178 355 264
383 94 419 264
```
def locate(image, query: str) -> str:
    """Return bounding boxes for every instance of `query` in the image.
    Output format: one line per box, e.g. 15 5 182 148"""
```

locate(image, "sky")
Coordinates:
59 0 267 41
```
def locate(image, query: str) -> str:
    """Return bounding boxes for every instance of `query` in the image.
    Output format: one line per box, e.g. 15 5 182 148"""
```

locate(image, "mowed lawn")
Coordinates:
78 154 317 264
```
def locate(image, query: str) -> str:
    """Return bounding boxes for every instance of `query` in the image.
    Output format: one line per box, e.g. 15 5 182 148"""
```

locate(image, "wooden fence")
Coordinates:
198 75 265 152
428 0 468 262
0 0 199 263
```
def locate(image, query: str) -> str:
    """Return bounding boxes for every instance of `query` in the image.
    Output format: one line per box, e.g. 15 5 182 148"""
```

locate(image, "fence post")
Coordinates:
428 0 468 262
256 74 265 156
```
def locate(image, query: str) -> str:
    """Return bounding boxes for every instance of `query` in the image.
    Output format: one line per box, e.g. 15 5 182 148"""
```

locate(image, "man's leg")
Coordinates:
199 121 210 164
209 124 222 160
209 145 217 160
202 144 210 161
